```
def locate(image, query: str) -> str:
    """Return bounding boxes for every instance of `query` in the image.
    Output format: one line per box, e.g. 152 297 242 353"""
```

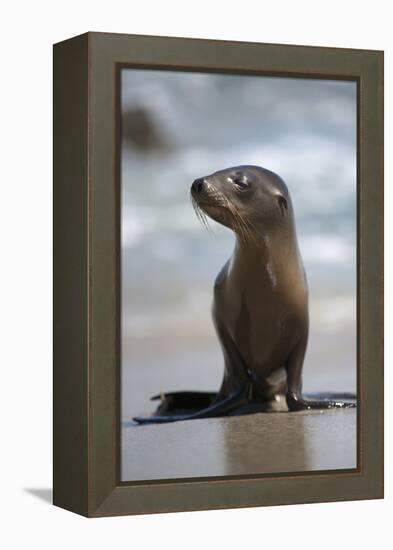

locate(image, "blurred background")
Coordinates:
120 69 357 421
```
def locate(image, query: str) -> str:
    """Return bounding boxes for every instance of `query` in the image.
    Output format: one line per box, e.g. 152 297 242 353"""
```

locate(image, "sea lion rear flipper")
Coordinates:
150 391 217 414
133 385 249 424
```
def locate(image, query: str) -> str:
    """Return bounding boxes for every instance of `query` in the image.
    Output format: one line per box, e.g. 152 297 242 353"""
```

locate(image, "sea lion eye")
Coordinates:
230 175 250 191
277 195 288 214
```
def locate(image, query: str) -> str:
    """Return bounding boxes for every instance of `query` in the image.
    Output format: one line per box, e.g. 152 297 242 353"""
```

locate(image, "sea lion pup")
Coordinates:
134 165 356 424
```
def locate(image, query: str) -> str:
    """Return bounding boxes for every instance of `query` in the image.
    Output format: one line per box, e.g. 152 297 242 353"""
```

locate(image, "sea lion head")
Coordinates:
191 165 292 242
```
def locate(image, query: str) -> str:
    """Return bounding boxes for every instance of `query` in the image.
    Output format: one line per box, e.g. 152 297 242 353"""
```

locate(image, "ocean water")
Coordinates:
120 70 357 420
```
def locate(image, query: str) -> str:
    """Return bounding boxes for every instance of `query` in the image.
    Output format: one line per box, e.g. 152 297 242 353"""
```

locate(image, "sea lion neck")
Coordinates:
232 224 303 281
233 222 297 255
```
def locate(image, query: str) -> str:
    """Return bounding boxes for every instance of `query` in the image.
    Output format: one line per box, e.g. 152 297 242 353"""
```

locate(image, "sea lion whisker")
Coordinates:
228 203 255 244
236 216 249 243
191 195 214 235
227 204 245 242
235 214 250 244
192 198 205 227
234 206 260 245
241 214 260 245
241 218 255 244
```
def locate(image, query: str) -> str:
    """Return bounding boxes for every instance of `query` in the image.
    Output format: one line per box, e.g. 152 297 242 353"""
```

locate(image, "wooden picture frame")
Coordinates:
53 32 383 517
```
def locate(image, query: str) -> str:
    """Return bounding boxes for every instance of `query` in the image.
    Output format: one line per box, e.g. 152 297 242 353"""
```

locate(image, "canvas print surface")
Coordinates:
119 69 357 482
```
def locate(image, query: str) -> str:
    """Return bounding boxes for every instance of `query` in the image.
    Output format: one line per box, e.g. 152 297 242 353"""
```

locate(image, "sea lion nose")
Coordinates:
192 178 206 193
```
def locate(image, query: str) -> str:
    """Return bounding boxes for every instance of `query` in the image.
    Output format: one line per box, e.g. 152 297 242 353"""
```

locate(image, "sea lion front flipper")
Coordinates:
304 392 356 400
285 338 356 411
286 392 356 411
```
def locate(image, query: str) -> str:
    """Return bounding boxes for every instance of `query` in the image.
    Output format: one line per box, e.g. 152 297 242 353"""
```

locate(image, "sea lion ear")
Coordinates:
277 195 288 215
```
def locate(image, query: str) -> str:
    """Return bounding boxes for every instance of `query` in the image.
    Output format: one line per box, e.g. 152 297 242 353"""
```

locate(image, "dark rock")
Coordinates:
121 105 171 152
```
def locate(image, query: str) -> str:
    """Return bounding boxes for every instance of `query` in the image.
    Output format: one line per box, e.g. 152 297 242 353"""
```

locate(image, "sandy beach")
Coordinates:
120 310 356 482
122 409 356 481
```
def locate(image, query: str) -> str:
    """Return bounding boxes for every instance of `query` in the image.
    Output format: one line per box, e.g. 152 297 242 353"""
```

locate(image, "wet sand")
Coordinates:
121 409 356 481
121 308 356 482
